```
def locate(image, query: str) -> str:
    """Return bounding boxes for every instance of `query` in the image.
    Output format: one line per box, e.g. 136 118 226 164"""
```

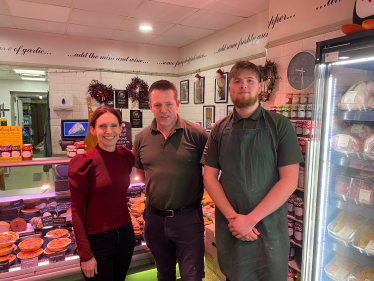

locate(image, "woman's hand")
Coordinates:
81 257 98 278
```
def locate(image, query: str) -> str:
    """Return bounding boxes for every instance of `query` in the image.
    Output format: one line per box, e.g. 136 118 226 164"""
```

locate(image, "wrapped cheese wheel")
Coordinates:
367 81 374 95
342 124 373 142
330 134 363 154
363 134 374 160
339 81 370 110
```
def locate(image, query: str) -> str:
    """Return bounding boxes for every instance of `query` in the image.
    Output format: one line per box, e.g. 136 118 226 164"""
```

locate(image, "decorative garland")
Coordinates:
258 60 280 102
126 77 149 103
87 80 114 105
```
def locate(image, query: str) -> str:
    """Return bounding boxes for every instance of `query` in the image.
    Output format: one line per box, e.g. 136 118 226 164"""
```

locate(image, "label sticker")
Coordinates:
49 251 65 263
333 267 349 279
53 217 66 227
344 91 358 104
325 51 339 63
10 199 24 209
351 124 364 134
359 189 372 204
337 226 354 238
365 240 374 253
41 215 53 227
337 135 350 148
21 257 38 269
0 260 9 273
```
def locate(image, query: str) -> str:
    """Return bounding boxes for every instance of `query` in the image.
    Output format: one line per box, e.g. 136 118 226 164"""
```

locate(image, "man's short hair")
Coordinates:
148 80 178 102
228 61 261 83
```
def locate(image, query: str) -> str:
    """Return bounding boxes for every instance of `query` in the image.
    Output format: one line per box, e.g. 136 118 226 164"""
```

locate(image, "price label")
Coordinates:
351 124 364 134
344 91 358 104
48 251 65 264
337 135 350 148
21 257 38 269
41 215 53 227
359 189 372 204
40 207 56 213
0 260 9 273
53 217 66 227
10 199 24 209
132 185 142 191
337 226 354 238
333 267 349 279
365 240 374 253
325 51 339 63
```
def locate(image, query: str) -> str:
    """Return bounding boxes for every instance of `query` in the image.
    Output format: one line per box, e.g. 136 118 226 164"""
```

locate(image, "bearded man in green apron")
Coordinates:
201 61 303 281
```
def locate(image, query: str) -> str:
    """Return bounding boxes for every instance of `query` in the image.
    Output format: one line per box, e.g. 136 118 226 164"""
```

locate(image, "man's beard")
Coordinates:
230 92 259 109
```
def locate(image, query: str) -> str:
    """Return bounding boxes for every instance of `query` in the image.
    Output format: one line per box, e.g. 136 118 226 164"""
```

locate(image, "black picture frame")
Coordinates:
227 105 234 115
180 80 189 104
203 105 215 132
215 72 228 103
194 77 205 104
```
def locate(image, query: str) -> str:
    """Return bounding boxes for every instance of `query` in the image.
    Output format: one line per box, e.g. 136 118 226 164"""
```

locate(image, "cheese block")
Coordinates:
10 218 27 232
0 221 10 233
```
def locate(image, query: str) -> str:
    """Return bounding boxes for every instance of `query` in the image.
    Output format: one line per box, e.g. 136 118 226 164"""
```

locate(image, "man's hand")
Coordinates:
81 257 98 278
226 214 260 240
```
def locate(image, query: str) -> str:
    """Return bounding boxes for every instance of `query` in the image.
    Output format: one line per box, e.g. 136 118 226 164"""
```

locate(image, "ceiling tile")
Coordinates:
67 24 115 39
119 17 174 35
181 10 243 30
110 30 157 44
0 14 13 28
7 0 70 22
0 0 9 15
70 9 125 29
131 1 197 24
23 0 73 8
162 25 216 40
149 35 194 48
13 17 65 34
205 0 268 17
74 0 142 16
150 0 215 9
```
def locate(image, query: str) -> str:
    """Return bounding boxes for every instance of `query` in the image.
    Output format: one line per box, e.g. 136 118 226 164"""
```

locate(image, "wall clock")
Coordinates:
287 51 315 91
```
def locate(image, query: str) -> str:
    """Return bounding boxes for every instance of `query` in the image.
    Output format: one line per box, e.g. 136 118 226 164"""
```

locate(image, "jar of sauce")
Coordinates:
299 138 306 154
294 222 303 245
66 145 77 158
307 92 313 104
303 121 311 138
74 142 86 154
0 145 11 157
298 104 306 120
276 105 283 115
300 93 308 104
287 195 296 216
285 93 293 104
291 105 299 120
292 93 300 104
289 246 295 261
306 104 312 120
283 105 291 119
11 145 21 157
288 219 294 239
22 144 33 160
296 121 303 137
298 166 304 189
294 197 304 220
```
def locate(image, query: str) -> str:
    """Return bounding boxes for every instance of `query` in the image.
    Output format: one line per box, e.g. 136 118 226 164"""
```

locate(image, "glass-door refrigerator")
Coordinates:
303 30 374 281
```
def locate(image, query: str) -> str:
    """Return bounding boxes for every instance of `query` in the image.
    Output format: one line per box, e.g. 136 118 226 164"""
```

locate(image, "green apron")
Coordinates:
216 108 289 281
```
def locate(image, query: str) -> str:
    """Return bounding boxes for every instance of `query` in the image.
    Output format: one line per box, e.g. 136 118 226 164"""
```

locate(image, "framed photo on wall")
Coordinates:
180 80 189 104
194 77 205 104
215 72 228 103
227 105 234 115
203 105 215 132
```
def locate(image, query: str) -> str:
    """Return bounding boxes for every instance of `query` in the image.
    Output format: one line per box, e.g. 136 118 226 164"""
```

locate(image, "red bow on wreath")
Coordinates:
87 80 114 105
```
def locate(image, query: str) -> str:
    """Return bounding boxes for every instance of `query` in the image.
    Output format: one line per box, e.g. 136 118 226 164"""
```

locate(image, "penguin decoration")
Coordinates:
342 0 374 35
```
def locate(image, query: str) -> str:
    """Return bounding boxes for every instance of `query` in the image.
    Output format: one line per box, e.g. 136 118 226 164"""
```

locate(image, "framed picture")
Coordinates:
203 105 215 132
180 80 189 104
194 77 205 104
215 72 228 103
227 105 234 115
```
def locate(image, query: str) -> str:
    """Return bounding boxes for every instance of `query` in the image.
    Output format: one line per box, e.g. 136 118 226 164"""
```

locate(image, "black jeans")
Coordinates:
143 205 205 281
82 222 135 281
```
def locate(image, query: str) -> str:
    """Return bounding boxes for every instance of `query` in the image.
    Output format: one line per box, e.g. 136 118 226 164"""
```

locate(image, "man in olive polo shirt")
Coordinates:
201 61 303 281
133 80 208 281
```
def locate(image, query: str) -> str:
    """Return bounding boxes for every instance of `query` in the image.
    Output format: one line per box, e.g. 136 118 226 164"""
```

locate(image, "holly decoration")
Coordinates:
258 60 280 102
87 80 114 105
126 77 149 103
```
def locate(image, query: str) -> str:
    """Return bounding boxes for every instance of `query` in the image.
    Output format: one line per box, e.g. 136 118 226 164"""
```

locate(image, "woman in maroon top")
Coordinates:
68 106 135 280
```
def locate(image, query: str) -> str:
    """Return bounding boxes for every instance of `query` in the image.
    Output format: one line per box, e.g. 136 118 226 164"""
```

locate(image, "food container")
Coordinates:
296 121 303 137
289 245 295 261
288 195 296 216
327 212 366 246
354 180 374 206
349 178 362 203
285 93 293 104
11 145 21 157
352 223 374 257
66 145 77 158
293 197 303 220
306 104 313 120
22 144 33 160
292 93 300 104
300 93 308 104
291 105 299 120
307 92 314 104
283 105 291 119
276 105 283 115
334 175 351 201
288 219 294 239
74 141 86 154
294 222 303 244
349 264 374 281
324 254 359 281
298 166 304 188
303 121 311 137
0 145 11 158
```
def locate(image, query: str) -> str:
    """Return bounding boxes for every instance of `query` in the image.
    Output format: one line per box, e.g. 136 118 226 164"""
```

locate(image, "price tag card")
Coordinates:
132 185 142 191
337 226 354 238
344 91 358 104
0 260 9 273
10 199 24 209
41 215 53 227
40 207 56 213
21 257 38 269
337 135 350 148
333 267 349 279
53 217 66 227
351 124 364 134
359 189 372 204
48 251 65 264
365 240 374 253
325 51 339 63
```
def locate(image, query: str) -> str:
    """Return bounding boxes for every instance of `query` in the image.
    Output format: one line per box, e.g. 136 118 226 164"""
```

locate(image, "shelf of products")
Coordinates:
337 109 374 121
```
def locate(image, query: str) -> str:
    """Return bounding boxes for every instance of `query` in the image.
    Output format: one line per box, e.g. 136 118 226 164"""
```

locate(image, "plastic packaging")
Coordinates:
352 223 374 257
324 254 359 281
363 134 374 160
334 175 351 201
330 134 363 154
339 81 370 111
342 124 373 142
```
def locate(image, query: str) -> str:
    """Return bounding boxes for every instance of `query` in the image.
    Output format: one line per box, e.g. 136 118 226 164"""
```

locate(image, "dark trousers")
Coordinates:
82 221 135 281
143 205 205 281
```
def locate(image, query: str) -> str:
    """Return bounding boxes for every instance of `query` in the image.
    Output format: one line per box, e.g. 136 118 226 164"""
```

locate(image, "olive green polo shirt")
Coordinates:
201 105 303 169
133 115 209 210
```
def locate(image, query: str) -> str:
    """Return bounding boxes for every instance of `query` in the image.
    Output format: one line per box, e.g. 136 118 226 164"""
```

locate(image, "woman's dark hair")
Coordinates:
89 106 122 128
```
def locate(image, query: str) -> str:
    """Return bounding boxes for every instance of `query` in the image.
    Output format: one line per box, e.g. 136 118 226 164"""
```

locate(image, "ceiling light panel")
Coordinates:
21 77 46 81
139 25 152 31
120 18 173 34
73 0 142 16
15 69 45 75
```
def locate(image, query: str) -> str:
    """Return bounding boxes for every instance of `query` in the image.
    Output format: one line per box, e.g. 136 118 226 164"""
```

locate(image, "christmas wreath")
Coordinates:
126 77 149 103
258 60 280 102
87 80 114 105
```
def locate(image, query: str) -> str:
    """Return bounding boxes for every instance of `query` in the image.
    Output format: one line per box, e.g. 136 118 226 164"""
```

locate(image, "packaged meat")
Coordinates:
349 178 362 202
339 81 370 111
342 124 373 142
330 134 363 154
352 223 374 257
367 81 374 95
363 134 374 160
327 211 366 244
350 265 374 281
334 175 351 201
356 180 374 205
324 254 359 280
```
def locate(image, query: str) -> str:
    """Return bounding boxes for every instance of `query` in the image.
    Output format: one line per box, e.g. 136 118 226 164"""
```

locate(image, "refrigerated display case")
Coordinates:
303 29 374 281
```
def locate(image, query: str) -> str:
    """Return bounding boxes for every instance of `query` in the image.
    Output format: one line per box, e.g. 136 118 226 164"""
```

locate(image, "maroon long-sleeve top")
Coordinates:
68 145 134 262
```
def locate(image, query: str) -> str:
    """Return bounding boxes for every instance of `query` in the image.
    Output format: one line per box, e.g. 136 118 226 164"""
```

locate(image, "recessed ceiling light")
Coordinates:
39 96 43 99
139 25 152 31
338 56 350 60
21 77 46 81
15 69 45 75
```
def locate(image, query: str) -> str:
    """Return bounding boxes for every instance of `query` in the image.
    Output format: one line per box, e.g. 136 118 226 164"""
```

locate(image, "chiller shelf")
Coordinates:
333 242 374 269
337 110 374 121
329 197 374 220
